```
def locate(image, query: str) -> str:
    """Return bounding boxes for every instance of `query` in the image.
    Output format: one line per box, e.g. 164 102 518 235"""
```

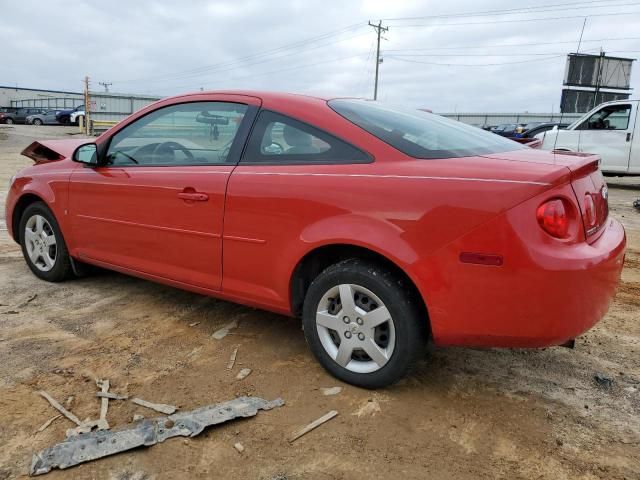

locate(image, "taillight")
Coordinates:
583 193 597 231
536 199 570 239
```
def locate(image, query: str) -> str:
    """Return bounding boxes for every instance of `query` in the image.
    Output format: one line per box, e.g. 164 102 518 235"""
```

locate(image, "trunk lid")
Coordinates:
483 148 606 243
21 139 89 163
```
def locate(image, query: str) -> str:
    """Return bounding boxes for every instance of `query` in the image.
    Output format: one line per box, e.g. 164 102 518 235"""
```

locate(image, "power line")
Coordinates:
389 10 640 28
381 0 640 21
383 36 640 52
386 53 575 67
113 23 365 84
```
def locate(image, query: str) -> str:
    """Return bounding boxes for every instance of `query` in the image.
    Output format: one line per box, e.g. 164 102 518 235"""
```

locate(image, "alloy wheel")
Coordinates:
315 283 396 373
24 214 57 272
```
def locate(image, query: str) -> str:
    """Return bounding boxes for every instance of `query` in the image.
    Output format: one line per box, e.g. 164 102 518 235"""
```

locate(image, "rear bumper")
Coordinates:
423 213 626 348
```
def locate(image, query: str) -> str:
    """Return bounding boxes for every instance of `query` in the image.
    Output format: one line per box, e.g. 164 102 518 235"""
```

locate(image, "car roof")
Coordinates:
167 90 336 107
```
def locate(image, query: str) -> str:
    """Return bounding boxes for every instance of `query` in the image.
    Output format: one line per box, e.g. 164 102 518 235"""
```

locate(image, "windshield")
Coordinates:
328 99 524 159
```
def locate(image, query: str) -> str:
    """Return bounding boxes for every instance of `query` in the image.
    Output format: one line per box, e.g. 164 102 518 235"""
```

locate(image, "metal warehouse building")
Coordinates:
0 85 160 122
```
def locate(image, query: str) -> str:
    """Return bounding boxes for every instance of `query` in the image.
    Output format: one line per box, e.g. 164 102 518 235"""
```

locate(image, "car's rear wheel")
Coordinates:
5 118 14 124
19 202 72 282
302 259 426 388
33 118 43 126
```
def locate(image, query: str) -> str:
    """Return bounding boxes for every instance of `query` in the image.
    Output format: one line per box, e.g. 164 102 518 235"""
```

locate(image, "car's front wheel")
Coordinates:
5 117 14 124
19 202 72 282
303 259 426 388
33 118 43 126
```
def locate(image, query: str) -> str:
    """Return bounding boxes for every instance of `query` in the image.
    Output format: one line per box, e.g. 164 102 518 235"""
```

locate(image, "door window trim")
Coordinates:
239 109 373 165
99 101 259 168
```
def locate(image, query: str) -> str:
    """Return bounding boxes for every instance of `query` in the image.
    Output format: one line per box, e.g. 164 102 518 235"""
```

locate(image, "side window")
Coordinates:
578 104 631 131
242 111 370 164
106 102 248 166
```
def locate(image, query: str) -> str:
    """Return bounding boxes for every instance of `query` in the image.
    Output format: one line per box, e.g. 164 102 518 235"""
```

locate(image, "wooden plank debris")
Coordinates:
289 410 338 443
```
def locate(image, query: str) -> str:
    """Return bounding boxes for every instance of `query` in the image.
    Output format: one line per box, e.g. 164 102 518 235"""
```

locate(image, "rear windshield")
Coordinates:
329 99 524 159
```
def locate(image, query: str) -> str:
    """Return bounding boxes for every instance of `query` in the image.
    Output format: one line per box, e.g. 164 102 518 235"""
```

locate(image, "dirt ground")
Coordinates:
0 124 639 480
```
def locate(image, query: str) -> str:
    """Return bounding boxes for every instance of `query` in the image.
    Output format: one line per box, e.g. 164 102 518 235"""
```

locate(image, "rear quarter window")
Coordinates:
329 99 524 159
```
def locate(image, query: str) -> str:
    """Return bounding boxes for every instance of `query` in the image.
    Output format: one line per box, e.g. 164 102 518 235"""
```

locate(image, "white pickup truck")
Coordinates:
538 99 639 174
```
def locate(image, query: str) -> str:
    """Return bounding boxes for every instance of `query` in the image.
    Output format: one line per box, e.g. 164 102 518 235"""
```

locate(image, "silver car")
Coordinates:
26 110 61 125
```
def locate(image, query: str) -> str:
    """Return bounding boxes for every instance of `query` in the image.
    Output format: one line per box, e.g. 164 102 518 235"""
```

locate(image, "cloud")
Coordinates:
0 0 638 112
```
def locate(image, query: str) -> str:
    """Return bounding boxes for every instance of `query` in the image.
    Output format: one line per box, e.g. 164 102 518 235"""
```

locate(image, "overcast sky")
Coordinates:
1 0 639 112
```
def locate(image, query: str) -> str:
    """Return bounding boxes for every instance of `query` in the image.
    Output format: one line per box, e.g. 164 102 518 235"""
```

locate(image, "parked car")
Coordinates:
0 108 17 124
70 109 85 126
26 110 62 126
515 122 547 135
6 92 625 388
4 108 46 124
490 123 521 137
56 104 85 125
515 122 569 138
539 100 640 174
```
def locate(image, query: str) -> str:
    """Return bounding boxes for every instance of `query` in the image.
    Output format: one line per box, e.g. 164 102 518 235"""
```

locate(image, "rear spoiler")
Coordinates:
552 150 600 179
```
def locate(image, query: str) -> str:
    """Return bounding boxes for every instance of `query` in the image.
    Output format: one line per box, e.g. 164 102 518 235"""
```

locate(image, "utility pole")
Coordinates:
593 49 605 109
368 20 388 101
83 76 91 135
98 81 112 92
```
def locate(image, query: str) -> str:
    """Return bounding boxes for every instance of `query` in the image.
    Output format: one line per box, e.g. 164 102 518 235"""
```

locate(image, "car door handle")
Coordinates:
626 132 632 142
177 192 209 201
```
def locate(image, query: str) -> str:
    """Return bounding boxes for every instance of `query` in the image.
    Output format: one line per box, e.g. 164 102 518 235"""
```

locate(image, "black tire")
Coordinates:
302 259 426 389
19 202 73 282
5 117 14 124
33 118 43 126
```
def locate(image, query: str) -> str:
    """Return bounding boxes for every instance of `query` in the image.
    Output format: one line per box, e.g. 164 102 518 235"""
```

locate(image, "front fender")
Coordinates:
6 166 74 242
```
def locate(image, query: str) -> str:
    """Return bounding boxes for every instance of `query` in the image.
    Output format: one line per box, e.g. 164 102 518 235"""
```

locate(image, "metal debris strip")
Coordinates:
131 398 177 415
30 396 284 476
236 368 252 380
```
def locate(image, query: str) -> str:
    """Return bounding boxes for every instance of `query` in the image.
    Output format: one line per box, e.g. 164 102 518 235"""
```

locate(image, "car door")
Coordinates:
67 96 260 291
223 109 371 307
577 103 634 173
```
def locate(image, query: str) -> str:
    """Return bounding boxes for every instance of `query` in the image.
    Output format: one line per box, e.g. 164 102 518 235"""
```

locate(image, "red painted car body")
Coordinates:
6 91 626 348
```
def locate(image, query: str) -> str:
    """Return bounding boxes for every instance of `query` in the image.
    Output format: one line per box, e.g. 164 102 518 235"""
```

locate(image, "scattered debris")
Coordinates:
35 415 61 434
189 322 200 327
30 396 284 476
321 387 342 396
227 346 239 370
64 396 74 409
132 414 145 422
96 392 128 400
96 379 111 430
595 373 614 389
17 293 37 308
132 398 177 415
52 368 74 376
289 410 338 443
38 391 83 426
634 198 640 211
353 398 381 417
233 442 245 453
236 368 252 380
212 319 239 340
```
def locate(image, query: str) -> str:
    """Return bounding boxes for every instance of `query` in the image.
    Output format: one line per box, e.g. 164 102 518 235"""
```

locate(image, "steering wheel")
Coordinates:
152 141 194 162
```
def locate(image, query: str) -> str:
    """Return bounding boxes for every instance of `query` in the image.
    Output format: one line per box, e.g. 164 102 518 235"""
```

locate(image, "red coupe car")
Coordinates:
6 91 626 388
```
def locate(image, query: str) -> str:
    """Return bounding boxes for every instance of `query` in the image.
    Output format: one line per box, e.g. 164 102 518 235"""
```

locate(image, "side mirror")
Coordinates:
73 143 98 166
